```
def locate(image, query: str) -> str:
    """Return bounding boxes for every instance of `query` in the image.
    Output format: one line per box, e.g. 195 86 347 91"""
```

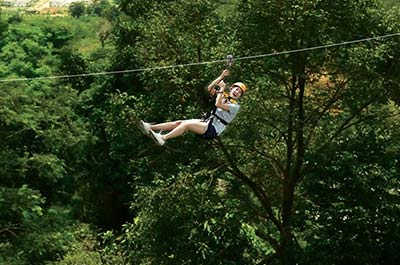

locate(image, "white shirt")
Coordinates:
212 103 240 135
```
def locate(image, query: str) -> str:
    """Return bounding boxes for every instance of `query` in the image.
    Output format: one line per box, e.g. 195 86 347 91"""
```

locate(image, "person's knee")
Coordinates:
174 121 183 126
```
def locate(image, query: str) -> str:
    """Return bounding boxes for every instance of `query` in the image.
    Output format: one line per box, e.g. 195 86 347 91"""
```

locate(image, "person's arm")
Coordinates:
215 80 230 111
207 69 229 95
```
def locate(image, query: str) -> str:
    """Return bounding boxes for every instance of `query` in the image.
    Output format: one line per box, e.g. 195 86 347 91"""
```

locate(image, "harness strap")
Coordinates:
204 91 236 126
223 91 237 104
214 114 229 126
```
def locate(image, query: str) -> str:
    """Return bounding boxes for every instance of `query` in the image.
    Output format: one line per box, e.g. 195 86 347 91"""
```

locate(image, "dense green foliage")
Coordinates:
0 0 399 264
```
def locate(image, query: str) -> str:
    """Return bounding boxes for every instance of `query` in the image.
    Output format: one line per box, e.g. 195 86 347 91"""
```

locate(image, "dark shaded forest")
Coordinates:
0 0 399 264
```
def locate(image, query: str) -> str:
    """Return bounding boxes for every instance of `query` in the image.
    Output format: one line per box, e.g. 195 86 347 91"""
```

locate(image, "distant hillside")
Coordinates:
1 0 93 8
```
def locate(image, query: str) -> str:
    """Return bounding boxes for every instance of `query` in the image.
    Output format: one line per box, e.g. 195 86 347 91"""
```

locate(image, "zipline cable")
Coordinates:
0 32 399 83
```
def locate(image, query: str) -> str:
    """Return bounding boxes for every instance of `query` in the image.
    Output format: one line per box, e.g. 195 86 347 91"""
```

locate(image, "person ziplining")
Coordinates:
139 69 247 146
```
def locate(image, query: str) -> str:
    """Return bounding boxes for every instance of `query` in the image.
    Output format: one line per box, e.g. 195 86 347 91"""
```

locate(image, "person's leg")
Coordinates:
150 121 182 132
163 119 207 141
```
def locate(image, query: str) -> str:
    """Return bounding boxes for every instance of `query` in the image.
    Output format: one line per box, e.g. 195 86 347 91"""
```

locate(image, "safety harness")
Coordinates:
204 91 237 126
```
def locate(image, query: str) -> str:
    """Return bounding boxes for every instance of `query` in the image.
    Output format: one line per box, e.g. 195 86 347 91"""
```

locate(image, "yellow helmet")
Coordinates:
231 82 247 94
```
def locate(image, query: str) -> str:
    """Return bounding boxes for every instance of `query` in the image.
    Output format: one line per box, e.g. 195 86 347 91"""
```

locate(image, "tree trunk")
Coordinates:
279 228 296 265
279 57 307 264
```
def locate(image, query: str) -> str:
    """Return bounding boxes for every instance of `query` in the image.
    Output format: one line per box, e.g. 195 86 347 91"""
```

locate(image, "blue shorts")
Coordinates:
198 121 218 140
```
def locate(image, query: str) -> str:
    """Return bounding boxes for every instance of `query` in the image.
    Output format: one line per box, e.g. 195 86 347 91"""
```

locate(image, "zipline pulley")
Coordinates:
226 54 234 70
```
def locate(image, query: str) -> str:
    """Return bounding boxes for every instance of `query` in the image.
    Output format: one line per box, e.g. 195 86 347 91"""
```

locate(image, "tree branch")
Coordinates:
217 139 284 233
256 252 278 265
316 98 376 152
255 229 280 251
304 81 346 147
225 144 284 179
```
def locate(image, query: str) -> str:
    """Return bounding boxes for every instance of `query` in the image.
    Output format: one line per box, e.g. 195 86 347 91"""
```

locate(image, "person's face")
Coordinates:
230 86 243 99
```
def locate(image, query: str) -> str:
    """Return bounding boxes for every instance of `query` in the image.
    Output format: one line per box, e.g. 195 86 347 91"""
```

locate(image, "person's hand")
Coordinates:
220 69 230 79
217 80 226 91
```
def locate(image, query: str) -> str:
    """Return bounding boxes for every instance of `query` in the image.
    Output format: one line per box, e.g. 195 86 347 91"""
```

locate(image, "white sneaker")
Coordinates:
139 120 151 135
150 130 165 146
